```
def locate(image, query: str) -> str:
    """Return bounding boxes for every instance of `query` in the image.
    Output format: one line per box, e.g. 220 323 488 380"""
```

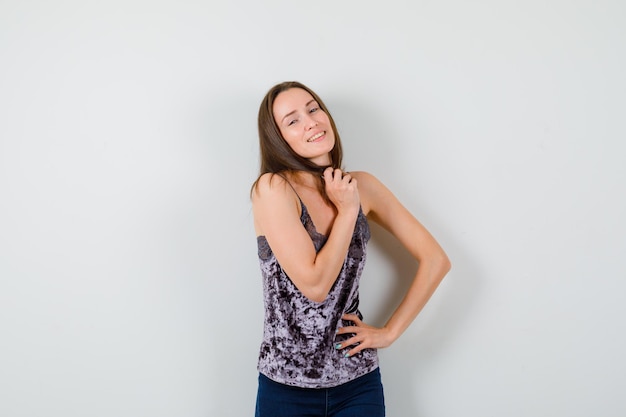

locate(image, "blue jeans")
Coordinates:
255 368 385 417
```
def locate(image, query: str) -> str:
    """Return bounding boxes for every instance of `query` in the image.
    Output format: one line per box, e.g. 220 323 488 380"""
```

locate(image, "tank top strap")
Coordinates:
277 173 305 211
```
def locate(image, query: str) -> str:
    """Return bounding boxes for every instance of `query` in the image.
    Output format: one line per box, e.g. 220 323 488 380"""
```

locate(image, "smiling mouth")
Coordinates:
307 131 325 142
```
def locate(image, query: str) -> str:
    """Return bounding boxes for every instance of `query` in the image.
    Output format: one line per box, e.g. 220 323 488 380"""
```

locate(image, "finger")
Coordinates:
323 167 334 181
336 325 357 336
325 168 340 183
338 335 368 357
335 333 362 349
344 343 366 357
341 175 357 189
342 313 362 324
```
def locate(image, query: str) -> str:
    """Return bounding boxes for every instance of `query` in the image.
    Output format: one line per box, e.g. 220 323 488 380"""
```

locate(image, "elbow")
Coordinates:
432 251 451 281
300 282 329 303
296 272 331 303
441 253 452 274
282 263 336 303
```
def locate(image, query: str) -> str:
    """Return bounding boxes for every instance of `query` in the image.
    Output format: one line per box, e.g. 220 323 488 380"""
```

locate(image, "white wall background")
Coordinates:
1 1 625 416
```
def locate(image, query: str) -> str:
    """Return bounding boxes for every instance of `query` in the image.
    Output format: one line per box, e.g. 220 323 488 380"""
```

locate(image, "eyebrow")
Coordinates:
281 99 317 123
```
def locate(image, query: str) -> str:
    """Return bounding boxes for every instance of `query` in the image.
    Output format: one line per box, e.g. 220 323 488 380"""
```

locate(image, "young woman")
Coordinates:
251 81 451 417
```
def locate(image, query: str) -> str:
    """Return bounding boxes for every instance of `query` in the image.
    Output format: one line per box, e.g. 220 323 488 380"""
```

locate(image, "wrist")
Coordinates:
336 203 360 216
382 325 400 347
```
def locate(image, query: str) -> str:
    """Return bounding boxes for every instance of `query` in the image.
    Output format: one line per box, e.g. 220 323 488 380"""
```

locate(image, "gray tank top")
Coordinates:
256 196 379 388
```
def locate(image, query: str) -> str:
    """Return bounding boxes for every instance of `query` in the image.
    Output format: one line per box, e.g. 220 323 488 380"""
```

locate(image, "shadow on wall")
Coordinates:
368 220 482 415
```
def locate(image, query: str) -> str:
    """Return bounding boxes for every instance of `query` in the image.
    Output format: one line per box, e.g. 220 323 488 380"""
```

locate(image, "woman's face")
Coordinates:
272 88 335 166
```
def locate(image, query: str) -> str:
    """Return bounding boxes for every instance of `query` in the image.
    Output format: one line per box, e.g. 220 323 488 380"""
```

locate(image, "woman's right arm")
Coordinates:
252 168 360 303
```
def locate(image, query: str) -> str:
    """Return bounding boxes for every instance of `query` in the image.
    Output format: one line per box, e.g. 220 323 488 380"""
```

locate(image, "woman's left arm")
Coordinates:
336 171 451 357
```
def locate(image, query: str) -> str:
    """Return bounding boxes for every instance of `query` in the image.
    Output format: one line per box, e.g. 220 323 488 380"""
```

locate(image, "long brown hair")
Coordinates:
251 81 343 200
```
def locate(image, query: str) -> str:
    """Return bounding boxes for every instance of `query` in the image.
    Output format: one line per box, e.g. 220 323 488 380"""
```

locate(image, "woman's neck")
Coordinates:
285 170 319 189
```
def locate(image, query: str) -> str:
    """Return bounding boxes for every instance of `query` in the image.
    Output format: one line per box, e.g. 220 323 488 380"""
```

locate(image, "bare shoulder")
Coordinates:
251 172 300 235
253 172 288 198
350 170 379 185
349 171 392 216
252 172 300 205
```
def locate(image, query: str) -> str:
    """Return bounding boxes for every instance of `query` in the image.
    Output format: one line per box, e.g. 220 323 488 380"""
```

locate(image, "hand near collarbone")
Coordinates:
323 167 360 215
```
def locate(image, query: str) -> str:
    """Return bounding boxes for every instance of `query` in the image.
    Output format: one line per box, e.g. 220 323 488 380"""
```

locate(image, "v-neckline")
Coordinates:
299 200 328 239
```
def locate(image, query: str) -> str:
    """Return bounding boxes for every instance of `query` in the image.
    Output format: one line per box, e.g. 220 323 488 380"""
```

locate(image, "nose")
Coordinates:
305 114 318 130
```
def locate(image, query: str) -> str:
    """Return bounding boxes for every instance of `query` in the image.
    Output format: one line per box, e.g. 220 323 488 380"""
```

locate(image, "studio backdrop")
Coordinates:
1 1 624 416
